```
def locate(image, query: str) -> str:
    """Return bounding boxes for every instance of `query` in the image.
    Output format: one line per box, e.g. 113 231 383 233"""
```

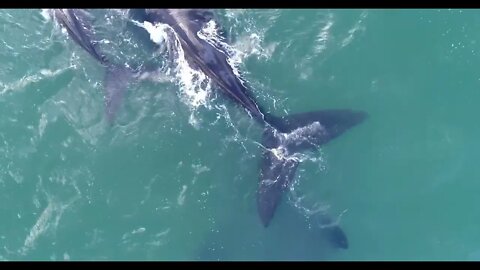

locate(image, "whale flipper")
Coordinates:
54 9 141 124
104 66 136 124
317 216 349 249
257 147 300 227
53 9 107 64
258 109 367 227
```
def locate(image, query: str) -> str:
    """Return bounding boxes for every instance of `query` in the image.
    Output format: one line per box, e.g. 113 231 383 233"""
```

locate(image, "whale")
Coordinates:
54 9 366 249
52 9 137 123
134 9 367 237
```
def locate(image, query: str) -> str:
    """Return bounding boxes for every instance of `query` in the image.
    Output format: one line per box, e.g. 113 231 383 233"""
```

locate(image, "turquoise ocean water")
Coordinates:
1 9 480 260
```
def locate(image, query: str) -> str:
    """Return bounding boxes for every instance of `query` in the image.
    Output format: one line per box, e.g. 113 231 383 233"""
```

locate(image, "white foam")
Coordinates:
40 9 52 22
266 122 327 163
197 20 246 84
314 15 334 55
137 20 213 127
136 17 275 129
22 201 57 253
137 21 170 45
177 185 188 206
341 11 368 48
147 228 171 247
